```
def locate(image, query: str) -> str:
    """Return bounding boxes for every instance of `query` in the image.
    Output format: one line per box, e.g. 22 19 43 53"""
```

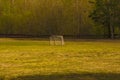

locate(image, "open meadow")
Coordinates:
0 38 120 80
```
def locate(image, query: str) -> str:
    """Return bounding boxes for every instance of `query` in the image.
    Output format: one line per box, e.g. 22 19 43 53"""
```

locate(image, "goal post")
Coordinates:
49 35 65 46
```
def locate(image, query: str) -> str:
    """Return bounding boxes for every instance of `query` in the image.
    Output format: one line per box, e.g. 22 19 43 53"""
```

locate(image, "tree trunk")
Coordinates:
107 0 114 39
108 18 114 39
10 0 14 13
110 24 114 39
76 0 79 35
109 13 114 39
24 0 27 10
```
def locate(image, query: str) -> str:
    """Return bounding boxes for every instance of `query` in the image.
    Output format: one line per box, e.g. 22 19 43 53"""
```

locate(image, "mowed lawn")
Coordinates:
0 38 120 80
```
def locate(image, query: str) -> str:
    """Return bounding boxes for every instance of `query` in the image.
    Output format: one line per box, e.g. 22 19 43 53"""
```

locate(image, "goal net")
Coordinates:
49 35 65 45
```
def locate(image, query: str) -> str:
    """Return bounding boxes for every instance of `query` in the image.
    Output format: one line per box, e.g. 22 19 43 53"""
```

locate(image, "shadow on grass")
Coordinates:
0 77 4 80
11 73 120 80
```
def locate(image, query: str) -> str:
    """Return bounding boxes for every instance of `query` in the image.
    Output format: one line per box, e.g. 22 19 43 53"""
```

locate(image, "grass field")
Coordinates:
0 38 120 80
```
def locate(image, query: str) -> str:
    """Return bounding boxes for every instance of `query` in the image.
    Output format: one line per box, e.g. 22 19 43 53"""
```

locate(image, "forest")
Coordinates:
0 0 120 38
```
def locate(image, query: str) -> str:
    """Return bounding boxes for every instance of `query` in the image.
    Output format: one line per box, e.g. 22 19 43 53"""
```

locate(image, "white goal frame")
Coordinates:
49 35 65 45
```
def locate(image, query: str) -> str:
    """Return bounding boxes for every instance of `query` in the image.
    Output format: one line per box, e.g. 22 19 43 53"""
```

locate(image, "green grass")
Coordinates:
0 38 120 80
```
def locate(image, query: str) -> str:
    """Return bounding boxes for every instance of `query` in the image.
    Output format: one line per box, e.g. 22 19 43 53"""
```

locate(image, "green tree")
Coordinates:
89 0 120 39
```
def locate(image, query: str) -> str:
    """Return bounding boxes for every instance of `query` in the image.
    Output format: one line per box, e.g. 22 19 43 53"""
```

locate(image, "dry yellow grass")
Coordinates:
0 38 120 80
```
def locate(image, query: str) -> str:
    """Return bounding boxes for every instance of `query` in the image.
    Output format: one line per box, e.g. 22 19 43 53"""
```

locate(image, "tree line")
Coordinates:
89 0 120 39
0 0 120 38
